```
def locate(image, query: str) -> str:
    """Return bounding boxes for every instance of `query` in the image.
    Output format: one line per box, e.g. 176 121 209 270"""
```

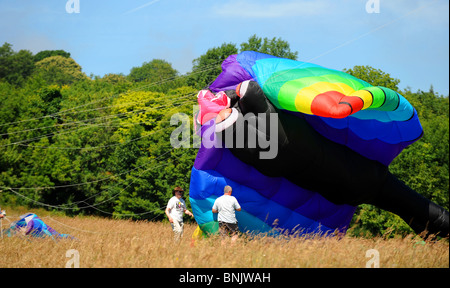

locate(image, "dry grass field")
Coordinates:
0 207 448 268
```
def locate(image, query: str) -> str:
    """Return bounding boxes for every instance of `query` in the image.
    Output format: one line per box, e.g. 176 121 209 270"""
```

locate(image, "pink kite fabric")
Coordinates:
196 90 230 125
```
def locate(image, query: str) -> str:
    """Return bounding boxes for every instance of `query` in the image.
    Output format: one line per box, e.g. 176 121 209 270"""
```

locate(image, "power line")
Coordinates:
0 60 222 128
0 90 197 138
0 93 197 148
2 145 191 212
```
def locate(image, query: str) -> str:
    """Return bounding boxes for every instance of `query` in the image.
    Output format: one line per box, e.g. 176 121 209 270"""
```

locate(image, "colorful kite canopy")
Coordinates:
189 51 449 238
3 213 72 239
208 51 423 166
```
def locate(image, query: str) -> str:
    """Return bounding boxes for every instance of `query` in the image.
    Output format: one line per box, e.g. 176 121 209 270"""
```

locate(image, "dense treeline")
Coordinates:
0 37 448 237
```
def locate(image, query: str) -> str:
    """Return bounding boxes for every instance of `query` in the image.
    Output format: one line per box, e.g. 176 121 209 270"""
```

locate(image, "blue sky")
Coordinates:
1 0 448 95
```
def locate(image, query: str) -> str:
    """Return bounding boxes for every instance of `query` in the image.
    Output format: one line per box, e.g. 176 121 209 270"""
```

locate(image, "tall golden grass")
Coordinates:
0 207 448 268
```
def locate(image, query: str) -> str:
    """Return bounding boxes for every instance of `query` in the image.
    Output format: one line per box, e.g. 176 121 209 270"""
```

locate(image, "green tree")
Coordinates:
33 49 71 63
240 34 298 60
0 82 25 134
343 65 400 91
0 42 35 86
128 59 178 83
38 85 63 115
391 88 449 209
97 73 133 95
188 43 238 89
105 87 198 220
34 55 89 86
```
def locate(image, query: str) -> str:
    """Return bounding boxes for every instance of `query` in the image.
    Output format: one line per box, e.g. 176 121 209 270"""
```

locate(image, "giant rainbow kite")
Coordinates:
189 51 449 238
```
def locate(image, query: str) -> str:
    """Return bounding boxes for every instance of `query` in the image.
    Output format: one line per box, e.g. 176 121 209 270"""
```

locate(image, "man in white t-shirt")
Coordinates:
165 186 193 241
212 185 241 239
